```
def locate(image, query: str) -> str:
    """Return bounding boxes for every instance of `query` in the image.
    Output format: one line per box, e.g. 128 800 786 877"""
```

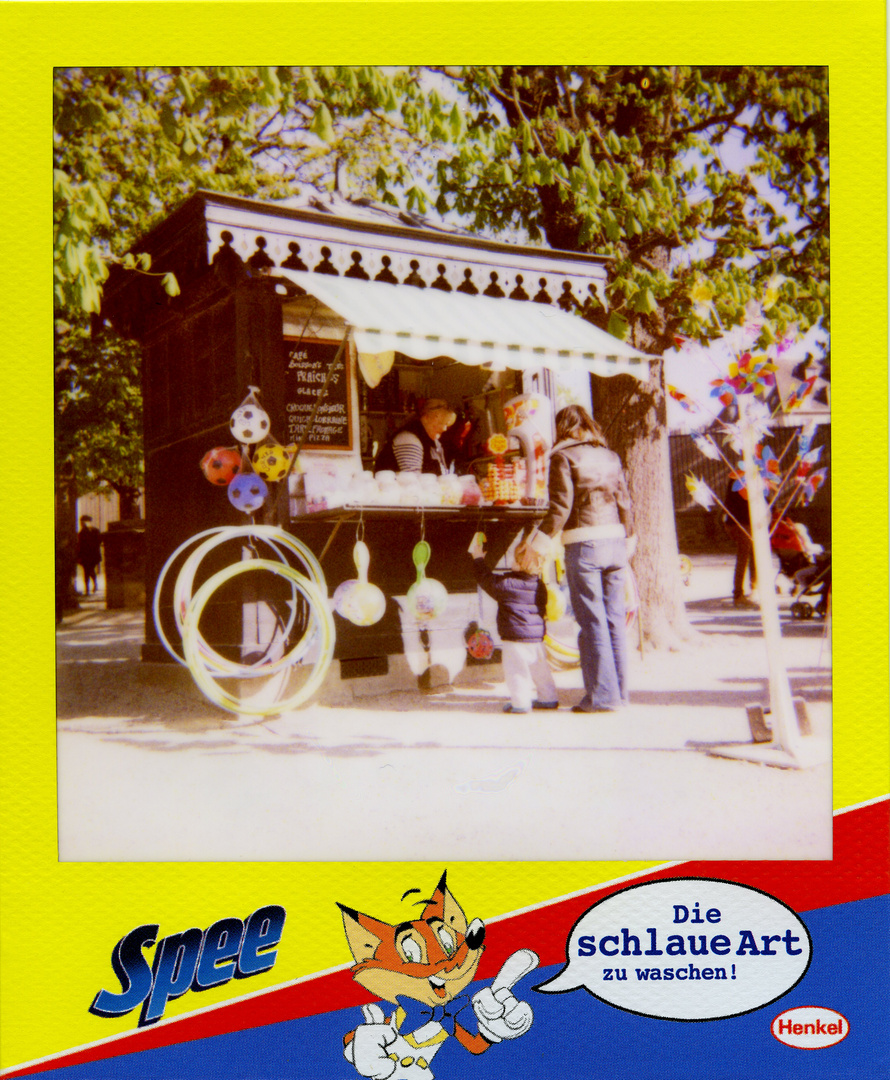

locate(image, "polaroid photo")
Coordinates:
2 5 886 1080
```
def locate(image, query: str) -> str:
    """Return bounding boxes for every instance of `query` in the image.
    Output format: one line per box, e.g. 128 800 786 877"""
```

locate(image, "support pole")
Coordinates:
707 396 829 769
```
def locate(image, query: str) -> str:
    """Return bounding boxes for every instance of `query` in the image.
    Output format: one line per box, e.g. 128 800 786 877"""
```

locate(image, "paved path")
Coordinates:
56 557 832 862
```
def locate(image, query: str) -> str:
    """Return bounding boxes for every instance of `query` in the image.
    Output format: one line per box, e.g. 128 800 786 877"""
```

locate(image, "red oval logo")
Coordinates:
771 1006 850 1049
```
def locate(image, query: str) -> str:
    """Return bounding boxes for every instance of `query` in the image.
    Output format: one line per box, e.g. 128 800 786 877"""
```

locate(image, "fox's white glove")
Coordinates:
472 949 539 1043
344 1004 397 1079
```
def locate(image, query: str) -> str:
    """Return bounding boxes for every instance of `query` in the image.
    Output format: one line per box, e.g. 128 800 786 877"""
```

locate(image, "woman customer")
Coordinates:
533 405 635 712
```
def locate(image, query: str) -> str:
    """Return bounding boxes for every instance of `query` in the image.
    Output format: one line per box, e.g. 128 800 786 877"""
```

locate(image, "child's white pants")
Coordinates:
502 641 558 709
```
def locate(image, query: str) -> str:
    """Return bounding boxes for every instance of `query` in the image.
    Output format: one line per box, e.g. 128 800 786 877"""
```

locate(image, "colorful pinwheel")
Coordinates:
685 473 716 510
795 446 823 478
729 353 778 398
784 376 817 412
710 353 778 405
710 377 737 407
799 467 827 505
729 470 747 496
692 432 721 460
668 385 698 412
797 421 817 457
754 444 781 489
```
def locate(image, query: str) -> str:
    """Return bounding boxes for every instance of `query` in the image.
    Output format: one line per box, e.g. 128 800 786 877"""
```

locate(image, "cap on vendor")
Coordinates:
374 398 458 475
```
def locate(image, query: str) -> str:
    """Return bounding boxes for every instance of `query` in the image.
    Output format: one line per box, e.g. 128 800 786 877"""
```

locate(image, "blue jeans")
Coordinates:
565 538 628 709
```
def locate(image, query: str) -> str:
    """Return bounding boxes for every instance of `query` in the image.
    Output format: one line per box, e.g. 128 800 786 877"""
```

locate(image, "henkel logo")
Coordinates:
771 1006 850 1049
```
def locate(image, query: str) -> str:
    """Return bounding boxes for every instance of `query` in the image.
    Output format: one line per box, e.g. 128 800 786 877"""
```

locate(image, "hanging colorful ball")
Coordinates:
230 403 271 445
467 627 495 660
200 447 241 486
253 442 293 483
227 472 268 514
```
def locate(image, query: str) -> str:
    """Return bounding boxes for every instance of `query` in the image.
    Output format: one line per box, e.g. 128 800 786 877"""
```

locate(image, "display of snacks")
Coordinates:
458 475 484 506
291 458 530 515
480 461 524 505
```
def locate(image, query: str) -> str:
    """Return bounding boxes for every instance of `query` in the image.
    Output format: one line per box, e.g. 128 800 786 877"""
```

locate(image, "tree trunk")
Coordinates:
590 368 695 649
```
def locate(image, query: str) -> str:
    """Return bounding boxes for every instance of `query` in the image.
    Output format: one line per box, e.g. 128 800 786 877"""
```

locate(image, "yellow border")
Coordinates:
2 2 887 1070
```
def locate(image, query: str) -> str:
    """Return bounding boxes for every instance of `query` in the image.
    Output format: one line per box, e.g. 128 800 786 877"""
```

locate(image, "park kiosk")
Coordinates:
102 190 656 699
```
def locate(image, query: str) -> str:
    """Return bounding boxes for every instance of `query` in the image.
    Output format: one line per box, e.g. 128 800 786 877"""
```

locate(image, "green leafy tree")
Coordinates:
401 66 829 645
53 66 294 603
53 66 439 606
52 66 445 312
55 320 144 518
54 66 828 644
52 66 451 490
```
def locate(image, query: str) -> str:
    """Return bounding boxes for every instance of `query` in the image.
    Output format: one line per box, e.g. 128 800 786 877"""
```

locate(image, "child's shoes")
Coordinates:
532 700 559 710
503 703 531 713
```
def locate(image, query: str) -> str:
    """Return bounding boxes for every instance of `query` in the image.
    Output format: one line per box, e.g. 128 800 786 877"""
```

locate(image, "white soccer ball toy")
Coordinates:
229 387 270 445
230 403 270 445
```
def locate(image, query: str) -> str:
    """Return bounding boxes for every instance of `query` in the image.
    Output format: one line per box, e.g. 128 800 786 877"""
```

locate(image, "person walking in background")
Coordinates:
76 515 102 595
469 532 558 714
723 481 757 608
532 405 634 713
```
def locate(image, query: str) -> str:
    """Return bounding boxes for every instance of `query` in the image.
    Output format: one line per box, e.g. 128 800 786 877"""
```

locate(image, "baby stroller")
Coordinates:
770 515 831 619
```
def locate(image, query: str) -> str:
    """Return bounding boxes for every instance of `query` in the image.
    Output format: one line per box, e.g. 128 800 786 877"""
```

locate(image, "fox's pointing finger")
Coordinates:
491 949 540 994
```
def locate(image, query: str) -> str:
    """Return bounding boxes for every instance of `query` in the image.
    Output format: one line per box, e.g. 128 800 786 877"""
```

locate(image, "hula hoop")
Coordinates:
181 559 335 714
543 632 581 670
153 526 325 665
173 536 303 676
173 527 325 664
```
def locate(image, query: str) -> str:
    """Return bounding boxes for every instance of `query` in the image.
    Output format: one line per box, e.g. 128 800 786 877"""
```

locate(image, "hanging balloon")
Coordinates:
253 441 293 483
200 446 241 486
228 472 268 514
228 450 268 513
230 386 271 445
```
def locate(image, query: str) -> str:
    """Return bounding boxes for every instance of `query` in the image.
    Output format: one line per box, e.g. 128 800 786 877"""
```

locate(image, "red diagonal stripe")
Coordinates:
5 800 887 1079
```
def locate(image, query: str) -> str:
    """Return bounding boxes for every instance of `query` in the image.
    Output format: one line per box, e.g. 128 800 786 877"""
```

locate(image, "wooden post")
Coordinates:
707 396 829 768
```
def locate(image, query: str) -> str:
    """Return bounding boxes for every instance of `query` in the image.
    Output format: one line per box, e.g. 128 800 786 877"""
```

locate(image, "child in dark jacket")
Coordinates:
469 533 559 714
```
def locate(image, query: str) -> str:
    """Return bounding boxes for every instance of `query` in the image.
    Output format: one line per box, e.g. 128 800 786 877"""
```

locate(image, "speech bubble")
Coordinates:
535 877 811 1021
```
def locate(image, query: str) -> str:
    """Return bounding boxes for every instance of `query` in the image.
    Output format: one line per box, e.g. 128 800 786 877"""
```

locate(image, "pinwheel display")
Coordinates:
685 473 716 510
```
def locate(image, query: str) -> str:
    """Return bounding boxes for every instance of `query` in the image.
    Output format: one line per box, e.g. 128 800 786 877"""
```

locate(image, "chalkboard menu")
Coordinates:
283 337 353 450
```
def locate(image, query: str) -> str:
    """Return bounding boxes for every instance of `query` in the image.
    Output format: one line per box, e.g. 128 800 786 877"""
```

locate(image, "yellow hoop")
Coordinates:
181 559 334 715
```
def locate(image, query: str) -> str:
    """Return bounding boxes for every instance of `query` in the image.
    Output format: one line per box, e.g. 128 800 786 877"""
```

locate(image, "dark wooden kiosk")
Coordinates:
102 191 654 685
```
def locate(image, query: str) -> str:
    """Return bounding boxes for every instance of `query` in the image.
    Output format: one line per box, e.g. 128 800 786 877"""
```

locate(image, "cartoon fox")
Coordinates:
338 871 538 1079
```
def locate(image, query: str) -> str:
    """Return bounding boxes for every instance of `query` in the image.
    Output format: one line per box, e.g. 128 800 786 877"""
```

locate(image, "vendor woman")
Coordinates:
374 398 457 474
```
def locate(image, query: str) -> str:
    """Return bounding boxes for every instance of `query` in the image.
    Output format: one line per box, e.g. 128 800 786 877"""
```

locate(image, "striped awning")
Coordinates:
274 269 658 380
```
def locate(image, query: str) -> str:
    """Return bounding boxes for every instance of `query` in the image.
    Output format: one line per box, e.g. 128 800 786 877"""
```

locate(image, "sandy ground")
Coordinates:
56 556 832 862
